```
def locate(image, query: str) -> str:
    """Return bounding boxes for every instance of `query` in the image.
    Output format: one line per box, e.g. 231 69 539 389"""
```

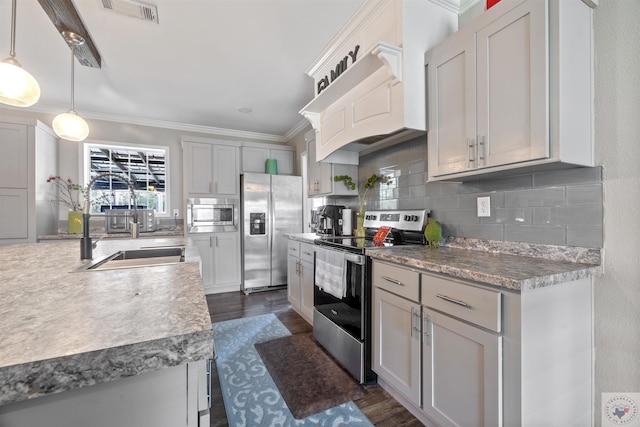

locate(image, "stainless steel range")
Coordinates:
313 209 429 384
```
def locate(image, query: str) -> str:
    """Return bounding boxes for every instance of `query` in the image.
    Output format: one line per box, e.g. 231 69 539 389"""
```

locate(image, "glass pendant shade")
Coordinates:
52 111 89 142
0 58 41 107
0 0 40 107
53 31 89 142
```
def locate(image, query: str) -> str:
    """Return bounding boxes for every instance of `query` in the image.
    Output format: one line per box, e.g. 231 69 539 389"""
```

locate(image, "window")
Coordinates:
84 142 169 215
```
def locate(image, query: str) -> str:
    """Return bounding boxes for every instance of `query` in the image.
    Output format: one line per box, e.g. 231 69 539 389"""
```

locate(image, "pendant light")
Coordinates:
0 0 41 107
53 31 89 142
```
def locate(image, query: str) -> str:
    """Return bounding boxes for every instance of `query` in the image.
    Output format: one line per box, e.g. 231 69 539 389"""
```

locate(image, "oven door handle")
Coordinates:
344 253 365 265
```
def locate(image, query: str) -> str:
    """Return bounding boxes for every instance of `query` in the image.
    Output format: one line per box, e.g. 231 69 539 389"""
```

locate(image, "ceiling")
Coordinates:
0 0 365 142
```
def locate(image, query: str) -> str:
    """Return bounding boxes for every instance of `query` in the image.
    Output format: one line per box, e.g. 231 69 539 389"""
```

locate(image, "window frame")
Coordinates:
82 140 171 217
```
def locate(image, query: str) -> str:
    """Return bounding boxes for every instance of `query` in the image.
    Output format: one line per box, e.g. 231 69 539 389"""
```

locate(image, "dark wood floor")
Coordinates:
206 289 424 426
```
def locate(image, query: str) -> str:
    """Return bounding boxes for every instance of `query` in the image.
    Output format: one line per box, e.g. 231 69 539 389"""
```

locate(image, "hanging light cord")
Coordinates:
9 0 17 59
69 39 76 113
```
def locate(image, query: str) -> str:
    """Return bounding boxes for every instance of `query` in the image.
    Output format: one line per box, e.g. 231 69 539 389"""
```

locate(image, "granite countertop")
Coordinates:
367 243 599 292
0 237 213 406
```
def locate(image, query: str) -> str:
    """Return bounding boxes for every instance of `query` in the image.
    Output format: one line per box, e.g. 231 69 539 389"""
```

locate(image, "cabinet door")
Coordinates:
241 146 269 173
184 142 213 195
307 140 320 195
476 0 548 168
212 145 238 195
287 256 301 309
212 232 240 286
427 30 476 177
270 149 294 175
422 308 502 427
0 123 28 189
373 287 421 406
316 161 333 195
190 234 213 288
299 259 314 324
0 189 28 239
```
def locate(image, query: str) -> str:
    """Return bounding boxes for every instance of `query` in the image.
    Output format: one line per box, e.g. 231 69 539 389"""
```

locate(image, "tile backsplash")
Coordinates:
331 136 603 248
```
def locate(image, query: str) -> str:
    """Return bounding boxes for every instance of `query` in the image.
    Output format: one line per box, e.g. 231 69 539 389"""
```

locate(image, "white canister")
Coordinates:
342 208 352 236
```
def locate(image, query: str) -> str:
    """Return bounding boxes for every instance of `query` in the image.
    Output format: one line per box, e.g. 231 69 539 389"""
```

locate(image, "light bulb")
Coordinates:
0 58 41 107
52 111 89 142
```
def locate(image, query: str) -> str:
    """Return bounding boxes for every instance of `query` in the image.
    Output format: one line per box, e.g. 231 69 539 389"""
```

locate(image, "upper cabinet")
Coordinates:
307 139 358 198
183 138 240 197
426 0 594 181
0 117 58 244
300 0 458 161
240 143 295 175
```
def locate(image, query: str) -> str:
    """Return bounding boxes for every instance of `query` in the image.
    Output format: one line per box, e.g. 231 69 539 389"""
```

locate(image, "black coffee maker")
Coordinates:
316 205 344 236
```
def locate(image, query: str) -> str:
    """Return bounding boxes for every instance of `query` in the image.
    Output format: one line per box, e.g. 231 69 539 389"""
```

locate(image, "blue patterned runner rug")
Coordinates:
212 313 374 426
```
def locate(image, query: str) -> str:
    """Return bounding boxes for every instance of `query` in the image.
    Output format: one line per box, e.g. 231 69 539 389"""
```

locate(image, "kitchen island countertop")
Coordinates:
0 237 213 406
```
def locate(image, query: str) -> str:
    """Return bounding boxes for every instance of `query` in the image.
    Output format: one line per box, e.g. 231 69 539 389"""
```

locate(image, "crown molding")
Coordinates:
17 103 288 143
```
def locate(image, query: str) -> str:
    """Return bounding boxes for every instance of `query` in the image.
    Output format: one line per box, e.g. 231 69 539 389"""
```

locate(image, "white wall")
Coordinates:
593 1 640 424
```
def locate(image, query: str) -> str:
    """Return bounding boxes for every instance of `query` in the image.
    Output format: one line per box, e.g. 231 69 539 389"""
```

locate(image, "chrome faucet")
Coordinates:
81 172 139 259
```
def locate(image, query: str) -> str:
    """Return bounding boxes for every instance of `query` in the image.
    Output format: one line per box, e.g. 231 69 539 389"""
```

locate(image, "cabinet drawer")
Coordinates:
299 243 315 264
373 261 420 303
422 274 501 333
288 241 300 258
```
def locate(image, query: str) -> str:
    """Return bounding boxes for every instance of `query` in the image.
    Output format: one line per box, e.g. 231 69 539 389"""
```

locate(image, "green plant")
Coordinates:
334 173 392 213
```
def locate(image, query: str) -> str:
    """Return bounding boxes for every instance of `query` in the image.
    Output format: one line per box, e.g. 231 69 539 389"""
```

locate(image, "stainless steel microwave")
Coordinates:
186 198 238 233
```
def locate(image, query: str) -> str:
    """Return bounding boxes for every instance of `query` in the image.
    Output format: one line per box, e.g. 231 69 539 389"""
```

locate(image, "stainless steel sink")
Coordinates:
76 247 185 272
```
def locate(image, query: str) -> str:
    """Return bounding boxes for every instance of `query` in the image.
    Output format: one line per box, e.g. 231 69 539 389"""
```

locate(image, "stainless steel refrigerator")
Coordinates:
241 173 302 294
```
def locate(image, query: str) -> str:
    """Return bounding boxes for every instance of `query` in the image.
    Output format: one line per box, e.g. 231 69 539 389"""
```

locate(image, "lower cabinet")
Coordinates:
371 259 592 426
0 360 211 427
422 308 501 427
373 286 421 406
192 232 240 294
287 240 314 324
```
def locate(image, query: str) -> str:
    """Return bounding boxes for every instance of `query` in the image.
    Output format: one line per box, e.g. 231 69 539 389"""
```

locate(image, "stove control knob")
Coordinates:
404 215 410 221
411 215 419 221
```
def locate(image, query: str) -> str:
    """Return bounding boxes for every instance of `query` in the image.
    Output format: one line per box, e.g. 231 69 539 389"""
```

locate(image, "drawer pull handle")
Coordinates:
303 251 312 256
436 294 469 308
381 276 403 286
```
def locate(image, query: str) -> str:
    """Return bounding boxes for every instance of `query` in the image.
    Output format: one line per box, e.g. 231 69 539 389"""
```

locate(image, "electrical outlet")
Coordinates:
477 196 491 217
173 209 179 217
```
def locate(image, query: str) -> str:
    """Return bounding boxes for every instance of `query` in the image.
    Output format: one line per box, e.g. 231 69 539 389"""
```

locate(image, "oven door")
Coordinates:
313 250 366 341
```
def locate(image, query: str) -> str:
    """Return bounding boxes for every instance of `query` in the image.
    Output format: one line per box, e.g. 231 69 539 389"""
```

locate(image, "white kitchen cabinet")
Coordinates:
192 232 240 294
371 258 592 427
426 0 593 181
0 118 57 245
0 360 210 427
372 262 421 407
183 139 239 196
307 140 358 197
421 273 502 427
287 240 314 324
241 144 295 175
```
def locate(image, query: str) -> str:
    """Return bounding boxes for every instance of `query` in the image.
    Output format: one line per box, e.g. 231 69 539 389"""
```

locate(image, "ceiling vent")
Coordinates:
100 0 159 24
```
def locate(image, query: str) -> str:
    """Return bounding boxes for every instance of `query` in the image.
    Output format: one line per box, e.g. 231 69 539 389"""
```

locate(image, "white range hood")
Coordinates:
299 0 458 162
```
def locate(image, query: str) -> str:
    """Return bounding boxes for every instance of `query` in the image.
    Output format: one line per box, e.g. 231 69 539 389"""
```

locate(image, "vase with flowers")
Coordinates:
334 173 392 238
47 176 86 234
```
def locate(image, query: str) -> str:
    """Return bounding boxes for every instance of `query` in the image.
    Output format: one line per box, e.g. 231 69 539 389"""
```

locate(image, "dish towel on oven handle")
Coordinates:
314 246 347 299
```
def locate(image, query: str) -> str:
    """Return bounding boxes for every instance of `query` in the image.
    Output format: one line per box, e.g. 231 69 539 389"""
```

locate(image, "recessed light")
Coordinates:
238 107 253 114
